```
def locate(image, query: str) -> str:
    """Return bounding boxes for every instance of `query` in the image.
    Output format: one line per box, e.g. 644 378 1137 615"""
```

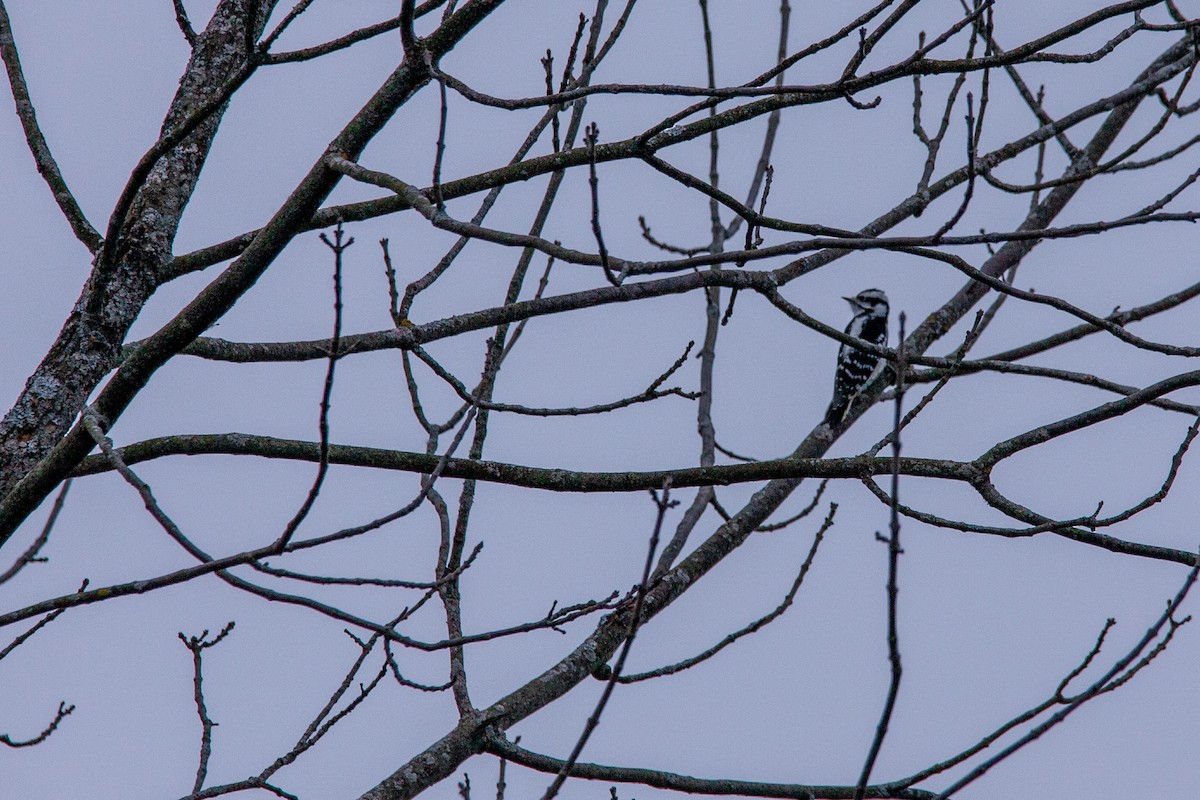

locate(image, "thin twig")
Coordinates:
541 481 674 800
0 581 81 661
620 502 834 682
0 479 70 585
432 57 449 211
0 701 75 748
171 0 197 45
275 223 352 549
855 313 907 800
585 122 621 286
179 621 236 793
0 2 102 251
756 479 830 532
929 558 1199 798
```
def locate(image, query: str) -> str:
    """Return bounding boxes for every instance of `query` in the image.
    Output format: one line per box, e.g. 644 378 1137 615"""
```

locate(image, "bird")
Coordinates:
824 288 890 426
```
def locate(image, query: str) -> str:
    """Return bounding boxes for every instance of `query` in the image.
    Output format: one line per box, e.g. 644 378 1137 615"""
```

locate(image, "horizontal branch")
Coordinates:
151 269 766 363
487 737 937 800
71 432 977 490
69 430 1200 571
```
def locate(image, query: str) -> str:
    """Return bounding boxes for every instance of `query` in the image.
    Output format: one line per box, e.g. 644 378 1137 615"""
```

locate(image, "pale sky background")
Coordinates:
1 2 1198 799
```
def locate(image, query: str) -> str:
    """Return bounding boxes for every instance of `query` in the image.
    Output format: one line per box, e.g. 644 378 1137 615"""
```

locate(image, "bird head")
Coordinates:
843 288 889 315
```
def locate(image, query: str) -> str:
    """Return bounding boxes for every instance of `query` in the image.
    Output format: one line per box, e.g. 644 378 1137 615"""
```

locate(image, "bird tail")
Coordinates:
824 395 848 426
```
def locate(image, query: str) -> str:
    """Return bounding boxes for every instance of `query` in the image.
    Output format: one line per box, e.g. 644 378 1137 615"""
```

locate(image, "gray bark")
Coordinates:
0 0 275 501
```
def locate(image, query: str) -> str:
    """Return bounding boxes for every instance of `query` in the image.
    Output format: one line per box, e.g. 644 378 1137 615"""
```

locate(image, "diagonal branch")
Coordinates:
0 1 102 251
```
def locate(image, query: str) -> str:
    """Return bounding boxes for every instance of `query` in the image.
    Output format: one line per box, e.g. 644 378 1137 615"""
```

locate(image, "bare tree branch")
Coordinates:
0 1 102 252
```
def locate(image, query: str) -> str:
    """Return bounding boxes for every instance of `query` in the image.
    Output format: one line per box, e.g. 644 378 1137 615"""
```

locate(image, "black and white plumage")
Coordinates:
824 288 890 426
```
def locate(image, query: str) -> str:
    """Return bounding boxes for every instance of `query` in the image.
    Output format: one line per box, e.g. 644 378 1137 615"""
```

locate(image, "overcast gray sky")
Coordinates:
2 2 1199 799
